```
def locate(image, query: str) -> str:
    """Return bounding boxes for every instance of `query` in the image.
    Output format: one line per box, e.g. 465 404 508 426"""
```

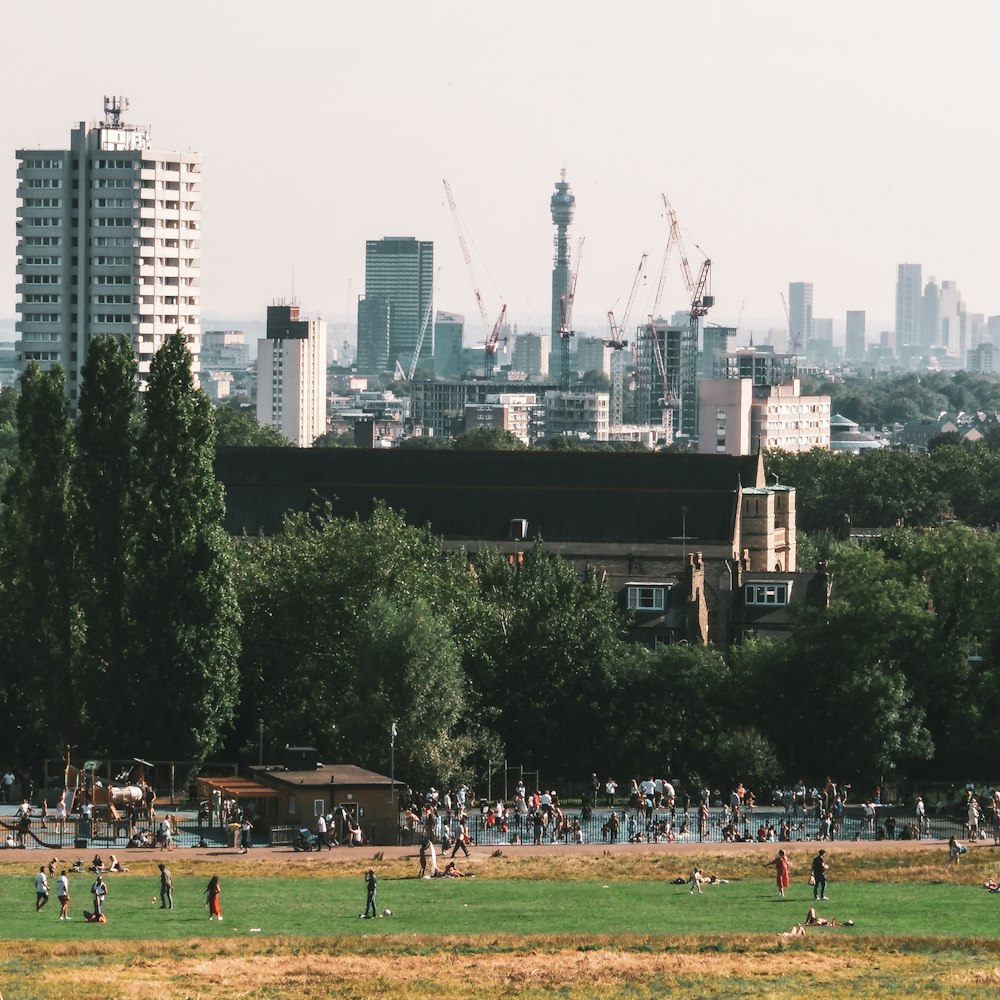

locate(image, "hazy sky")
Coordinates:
3 1 998 345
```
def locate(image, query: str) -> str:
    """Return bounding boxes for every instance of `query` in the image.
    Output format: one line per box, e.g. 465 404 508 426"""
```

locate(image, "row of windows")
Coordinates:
24 274 59 284
141 160 198 172
93 274 130 285
23 293 61 303
21 313 61 323
24 351 61 361
92 313 133 323
25 178 62 188
95 159 134 170
92 217 135 228
23 197 61 207
22 332 61 342
23 256 60 265
94 294 132 304
20 217 61 227
23 236 62 246
23 159 63 169
744 583 789 606
93 178 131 189
93 236 131 247
92 255 131 265
93 197 133 208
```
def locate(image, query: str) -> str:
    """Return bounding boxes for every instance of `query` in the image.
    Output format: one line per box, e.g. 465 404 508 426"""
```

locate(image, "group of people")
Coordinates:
760 847 830 900
31 864 223 922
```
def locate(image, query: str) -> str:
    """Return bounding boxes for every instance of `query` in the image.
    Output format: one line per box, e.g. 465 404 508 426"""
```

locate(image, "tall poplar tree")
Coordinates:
73 335 140 740
129 333 241 764
0 363 80 759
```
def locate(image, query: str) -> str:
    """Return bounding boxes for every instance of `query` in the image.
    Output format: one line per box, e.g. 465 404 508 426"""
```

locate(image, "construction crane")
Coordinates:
606 253 647 426
559 236 584 391
405 293 435 381
484 304 508 379
443 179 506 378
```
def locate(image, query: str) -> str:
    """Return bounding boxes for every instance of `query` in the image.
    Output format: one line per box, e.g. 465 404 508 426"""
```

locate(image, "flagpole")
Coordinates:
390 722 397 816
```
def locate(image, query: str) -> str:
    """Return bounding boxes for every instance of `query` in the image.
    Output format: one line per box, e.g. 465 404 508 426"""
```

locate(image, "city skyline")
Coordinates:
3 1 999 346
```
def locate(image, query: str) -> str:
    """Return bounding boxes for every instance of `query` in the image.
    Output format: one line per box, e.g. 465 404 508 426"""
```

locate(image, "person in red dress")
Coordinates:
205 875 223 920
765 848 791 897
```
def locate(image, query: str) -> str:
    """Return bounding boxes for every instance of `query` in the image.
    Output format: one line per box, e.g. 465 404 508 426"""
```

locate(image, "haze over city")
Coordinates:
3 0 998 345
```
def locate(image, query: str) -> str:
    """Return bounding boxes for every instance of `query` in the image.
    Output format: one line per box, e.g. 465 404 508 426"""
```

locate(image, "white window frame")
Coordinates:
626 584 667 612
744 582 790 606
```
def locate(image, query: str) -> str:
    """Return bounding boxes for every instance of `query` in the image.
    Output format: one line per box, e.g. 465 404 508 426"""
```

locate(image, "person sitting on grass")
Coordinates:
805 907 852 926
439 861 472 877
107 854 128 873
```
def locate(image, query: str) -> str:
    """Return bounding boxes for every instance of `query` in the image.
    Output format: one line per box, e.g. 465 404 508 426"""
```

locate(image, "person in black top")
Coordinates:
812 849 829 900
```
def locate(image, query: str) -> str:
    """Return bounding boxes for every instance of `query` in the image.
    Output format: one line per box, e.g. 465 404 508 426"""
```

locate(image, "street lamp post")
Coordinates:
390 722 397 815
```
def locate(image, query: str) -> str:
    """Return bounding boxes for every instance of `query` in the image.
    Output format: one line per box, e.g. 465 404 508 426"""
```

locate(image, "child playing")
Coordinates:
689 867 706 894
363 868 378 918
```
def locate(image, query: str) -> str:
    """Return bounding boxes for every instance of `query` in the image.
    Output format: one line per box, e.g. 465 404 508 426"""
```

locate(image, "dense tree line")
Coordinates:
0 334 239 767
767 443 1000 533
5 354 1000 795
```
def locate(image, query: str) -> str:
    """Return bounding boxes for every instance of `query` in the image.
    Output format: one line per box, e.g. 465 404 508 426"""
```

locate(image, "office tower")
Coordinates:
576 337 610 378
357 237 433 376
845 310 866 363
787 283 813 355
700 326 736 378
894 263 922 349
433 311 464 379
922 278 940 349
15 97 201 404
939 280 965 358
256 303 327 447
511 332 550 378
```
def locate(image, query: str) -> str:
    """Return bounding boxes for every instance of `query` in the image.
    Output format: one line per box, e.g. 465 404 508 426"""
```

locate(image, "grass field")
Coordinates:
2 845 999 998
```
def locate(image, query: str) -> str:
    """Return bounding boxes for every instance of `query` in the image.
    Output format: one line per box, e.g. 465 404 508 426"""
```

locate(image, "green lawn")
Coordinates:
4 872 998 940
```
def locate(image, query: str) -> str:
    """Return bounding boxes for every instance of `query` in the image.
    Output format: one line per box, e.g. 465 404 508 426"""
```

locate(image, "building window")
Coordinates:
744 582 789 606
626 585 667 611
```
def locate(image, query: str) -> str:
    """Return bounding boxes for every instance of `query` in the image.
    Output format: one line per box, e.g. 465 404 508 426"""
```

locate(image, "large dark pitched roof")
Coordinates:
214 447 762 545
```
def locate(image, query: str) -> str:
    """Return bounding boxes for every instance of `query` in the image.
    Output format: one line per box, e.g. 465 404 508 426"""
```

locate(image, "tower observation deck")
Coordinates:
550 170 575 338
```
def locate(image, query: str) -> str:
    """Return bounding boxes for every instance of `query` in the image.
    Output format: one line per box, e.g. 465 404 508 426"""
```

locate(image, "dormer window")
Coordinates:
626 583 670 611
744 582 789 606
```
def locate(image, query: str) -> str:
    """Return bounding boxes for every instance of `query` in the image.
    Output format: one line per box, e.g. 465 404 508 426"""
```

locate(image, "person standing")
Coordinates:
158 863 174 909
91 875 108 918
914 796 926 839
240 816 254 853
363 868 378 918
811 849 829 900
316 812 331 851
205 875 222 920
35 866 49 912
56 870 70 920
765 848 791 898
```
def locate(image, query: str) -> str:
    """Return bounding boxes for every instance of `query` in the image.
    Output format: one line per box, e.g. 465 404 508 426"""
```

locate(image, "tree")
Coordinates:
0 385 18 493
312 430 356 448
74 335 140 737
214 406 293 448
129 333 241 765
471 545 628 778
0 364 80 760
453 427 526 450
233 503 491 780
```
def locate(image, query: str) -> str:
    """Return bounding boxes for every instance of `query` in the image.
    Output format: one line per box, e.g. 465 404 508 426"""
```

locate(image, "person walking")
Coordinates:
452 818 470 858
56 870 70 920
316 812 331 851
811 849 829 900
240 816 254 853
205 875 223 920
765 848 791 898
35 866 49 912
158 863 174 909
363 868 378 919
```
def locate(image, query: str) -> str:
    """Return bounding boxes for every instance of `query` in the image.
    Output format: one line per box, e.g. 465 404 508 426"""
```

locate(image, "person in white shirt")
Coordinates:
35 867 49 912
56 870 70 919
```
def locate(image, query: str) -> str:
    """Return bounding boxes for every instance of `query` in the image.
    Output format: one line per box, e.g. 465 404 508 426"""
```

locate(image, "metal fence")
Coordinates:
0 815 231 852
437 807 983 848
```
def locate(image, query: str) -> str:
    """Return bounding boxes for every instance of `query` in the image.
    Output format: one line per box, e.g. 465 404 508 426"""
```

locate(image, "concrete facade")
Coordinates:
15 97 201 404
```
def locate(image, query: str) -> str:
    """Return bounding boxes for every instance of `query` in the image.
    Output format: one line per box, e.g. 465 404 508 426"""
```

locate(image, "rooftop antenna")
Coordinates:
103 96 128 127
